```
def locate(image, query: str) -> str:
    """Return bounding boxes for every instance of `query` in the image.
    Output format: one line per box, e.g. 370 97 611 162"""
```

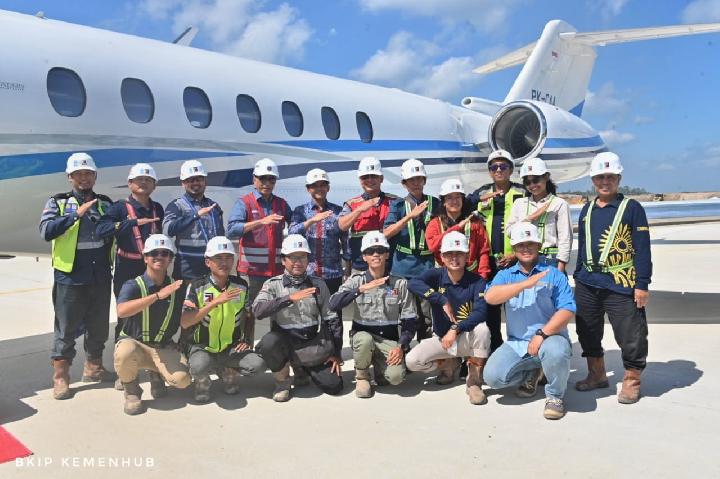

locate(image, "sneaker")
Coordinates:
543 398 566 420
516 368 544 398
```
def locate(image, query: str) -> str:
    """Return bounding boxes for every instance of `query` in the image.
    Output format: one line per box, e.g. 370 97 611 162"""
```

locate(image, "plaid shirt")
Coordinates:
288 200 348 279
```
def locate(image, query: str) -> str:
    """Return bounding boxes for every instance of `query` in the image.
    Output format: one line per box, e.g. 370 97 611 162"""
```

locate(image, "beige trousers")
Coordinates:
405 323 490 373
114 338 191 388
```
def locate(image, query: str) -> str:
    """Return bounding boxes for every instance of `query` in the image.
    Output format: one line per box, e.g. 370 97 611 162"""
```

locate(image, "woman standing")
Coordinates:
425 179 491 280
507 157 573 272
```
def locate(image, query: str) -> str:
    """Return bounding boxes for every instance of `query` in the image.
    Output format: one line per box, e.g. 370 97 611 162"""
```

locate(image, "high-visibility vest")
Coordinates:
395 195 435 256
51 194 110 273
116 198 161 261
347 193 395 239
478 185 526 258
133 276 176 344
583 197 634 273
192 279 247 353
525 195 559 256
237 193 287 277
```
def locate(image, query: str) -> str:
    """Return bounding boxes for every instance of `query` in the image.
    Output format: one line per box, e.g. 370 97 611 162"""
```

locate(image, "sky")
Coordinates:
2 0 720 192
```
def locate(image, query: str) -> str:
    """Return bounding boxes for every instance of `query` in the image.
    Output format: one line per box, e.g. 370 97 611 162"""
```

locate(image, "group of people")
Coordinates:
40 147 652 420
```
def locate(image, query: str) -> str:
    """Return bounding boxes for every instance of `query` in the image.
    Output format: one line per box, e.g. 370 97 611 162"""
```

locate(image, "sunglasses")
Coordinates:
359 175 380 181
257 175 277 183
489 163 510 172
363 247 388 256
523 176 543 186
146 250 173 258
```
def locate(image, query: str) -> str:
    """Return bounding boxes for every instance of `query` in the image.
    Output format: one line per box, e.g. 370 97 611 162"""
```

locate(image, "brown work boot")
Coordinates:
147 371 167 399
52 359 72 400
575 357 609 391
272 364 292 402
222 367 241 395
81 358 112 383
354 368 373 398
618 368 642 404
516 368 544 398
122 380 144 415
466 358 488 405
435 358 459 386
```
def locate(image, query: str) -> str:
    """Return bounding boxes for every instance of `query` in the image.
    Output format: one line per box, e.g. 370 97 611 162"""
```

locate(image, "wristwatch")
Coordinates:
450 324 460 332
535 328 548 339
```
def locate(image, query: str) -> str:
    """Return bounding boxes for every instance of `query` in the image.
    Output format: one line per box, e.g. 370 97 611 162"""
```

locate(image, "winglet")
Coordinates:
173 26 198 46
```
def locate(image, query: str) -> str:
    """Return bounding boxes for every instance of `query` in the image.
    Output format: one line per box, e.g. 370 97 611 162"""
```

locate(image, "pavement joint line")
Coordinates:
0 286 51 295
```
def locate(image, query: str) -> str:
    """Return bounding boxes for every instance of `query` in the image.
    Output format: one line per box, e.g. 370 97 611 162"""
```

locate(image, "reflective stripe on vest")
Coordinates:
583 198 633 273
479 186 525 257
525 195 558 256
237 193 286 277
194 283 246 353
51 197 107 273
119 199 160 261
135 277 175 343
396 196 434 256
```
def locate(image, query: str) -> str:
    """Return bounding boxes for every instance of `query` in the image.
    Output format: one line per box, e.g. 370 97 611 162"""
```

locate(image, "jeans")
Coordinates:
256 330 343 395
52 281 111 362
483 335 571 400
575 280 649 370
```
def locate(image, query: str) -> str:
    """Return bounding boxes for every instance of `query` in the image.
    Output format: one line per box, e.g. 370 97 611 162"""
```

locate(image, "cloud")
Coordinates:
350 31 496 101
588 0 629 18
681 0 720 23
633 115 655 125
357 0 521 32
599 129 635 147
584 82 630 117
140 0 313 64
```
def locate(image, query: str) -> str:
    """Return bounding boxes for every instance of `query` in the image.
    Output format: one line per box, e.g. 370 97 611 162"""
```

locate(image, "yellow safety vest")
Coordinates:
51 196 108 273
478 186 525 257
395 195 435 256
193 281 247 353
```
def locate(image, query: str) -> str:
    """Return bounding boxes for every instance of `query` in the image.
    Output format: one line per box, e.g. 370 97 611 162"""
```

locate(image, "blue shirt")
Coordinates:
163 193 225 280
489 262 575 357
409 268 487 338
226 190 291 239
288 200 348 279
384 193 439 279
574 195 652 295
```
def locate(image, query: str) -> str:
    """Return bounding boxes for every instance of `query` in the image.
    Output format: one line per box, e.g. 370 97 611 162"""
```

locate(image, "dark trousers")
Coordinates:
112 258 146 342
486 304 504 353
575 281 649 370
415 296 432 341
52 281 111 362
324 277 343 295
256 330 343 395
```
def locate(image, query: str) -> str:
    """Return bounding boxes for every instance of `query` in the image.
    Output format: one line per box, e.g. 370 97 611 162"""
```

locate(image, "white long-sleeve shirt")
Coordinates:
506 194 573 263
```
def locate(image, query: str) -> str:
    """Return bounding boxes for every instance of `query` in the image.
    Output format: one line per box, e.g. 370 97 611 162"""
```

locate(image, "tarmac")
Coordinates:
0 221 719 478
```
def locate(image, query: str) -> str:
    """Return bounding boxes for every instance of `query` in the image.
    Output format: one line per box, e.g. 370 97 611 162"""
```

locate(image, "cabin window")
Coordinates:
281 101 303 137
356 111 373 143
236 94 261 133
47 67 86 117
321 106 341 140
121 78 154 123
183 87 212 129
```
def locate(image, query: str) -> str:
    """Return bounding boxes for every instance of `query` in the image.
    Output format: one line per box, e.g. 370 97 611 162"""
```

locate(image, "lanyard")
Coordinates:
182 195 216 241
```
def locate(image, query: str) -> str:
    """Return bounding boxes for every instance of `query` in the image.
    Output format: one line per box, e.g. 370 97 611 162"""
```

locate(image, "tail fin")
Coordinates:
473 20 720 117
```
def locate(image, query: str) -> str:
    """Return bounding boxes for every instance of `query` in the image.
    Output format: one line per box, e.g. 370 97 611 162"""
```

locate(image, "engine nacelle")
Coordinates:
488 100 606 181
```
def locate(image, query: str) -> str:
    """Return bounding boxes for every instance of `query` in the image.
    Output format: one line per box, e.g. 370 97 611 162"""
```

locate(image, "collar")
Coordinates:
209 274 230 291
508 261 546 276
405 193 424 205
141 271 170 289
252 189 275 202
282 273 310 287
72 189 94 202
593 193 624 208
183 192 206 205
363 269 388 283
308 199 327 211
439 268 469 286
128 195 154 211
361 191 384 201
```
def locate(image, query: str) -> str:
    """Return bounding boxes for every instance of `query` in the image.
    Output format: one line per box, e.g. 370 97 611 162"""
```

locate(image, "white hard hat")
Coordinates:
439 179 465 197
440 231 470 254
253 158 279 178
205 236 236 259
357 156 382 177
488 149 514 167
66 152 97 174
142 234 176 254
305 168 330 186
128 163 158 181
509 222 541 246
520 157 548 177
590 152 623 176
361 231 390 252
180 160 207 181
401 158 426 180
281 234 311 255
